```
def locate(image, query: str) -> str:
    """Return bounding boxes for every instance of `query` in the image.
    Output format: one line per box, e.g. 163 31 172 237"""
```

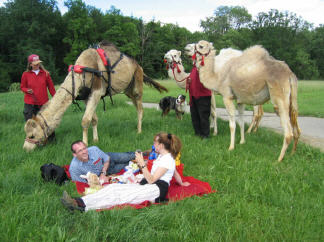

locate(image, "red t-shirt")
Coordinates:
188 66 211 104
20 69 56 105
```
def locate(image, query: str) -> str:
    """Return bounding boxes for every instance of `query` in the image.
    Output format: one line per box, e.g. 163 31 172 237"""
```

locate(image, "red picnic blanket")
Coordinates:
63 160 215 210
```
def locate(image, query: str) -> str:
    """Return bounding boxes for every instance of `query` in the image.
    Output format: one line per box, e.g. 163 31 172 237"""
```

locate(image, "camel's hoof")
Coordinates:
228 146 234 151
240 141 245 145
93 139 98 143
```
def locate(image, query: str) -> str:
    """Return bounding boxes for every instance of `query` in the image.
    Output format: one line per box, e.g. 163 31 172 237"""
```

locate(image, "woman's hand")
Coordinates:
27 88 33 94
181 181 191 186
135 151 145 167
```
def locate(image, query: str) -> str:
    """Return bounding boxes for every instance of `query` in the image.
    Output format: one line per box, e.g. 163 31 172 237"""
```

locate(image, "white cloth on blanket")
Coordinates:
82 183 160 211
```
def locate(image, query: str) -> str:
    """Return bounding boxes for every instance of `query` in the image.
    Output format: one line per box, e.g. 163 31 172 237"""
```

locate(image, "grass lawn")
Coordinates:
0 80 323 241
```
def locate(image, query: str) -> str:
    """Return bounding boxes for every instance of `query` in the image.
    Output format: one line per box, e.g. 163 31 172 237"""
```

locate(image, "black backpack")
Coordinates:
40 163 69 185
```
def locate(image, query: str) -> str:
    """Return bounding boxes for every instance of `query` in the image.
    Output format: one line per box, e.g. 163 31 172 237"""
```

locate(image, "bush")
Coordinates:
9 82 21 92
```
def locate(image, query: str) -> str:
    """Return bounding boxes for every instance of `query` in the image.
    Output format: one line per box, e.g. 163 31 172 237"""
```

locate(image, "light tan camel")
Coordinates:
163 49 218 135
23 41 167 151
193 40 300 161
183 44 264 134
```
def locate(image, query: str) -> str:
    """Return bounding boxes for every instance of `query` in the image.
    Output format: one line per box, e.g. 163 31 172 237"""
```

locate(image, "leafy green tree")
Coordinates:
220 28 253 50
251 9 318 79
310 26 324 78
0 0 65 88
102 7 140 57
200 5 252 48
62 0 96 65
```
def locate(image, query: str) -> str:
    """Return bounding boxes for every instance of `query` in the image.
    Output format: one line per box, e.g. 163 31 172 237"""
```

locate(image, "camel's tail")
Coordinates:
143 74 168 93
289 73 301 152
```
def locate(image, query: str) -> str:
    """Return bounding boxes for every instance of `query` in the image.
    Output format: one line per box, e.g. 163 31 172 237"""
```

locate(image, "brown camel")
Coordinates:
194 40 300 161
163 49 218 135
23 41 167 151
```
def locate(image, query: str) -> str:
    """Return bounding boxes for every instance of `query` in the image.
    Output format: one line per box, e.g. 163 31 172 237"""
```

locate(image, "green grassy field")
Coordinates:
0 80 323 241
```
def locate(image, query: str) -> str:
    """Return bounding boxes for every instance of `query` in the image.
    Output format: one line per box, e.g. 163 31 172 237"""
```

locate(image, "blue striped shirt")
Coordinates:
69 146 109 182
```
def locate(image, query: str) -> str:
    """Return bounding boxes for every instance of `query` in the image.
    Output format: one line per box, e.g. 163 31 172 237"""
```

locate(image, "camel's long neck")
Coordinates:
198 54 219 91
38 75 81 134
167 64 189 89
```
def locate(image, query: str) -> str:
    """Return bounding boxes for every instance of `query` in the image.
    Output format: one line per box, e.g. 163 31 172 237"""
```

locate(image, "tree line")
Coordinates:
0 0 323 92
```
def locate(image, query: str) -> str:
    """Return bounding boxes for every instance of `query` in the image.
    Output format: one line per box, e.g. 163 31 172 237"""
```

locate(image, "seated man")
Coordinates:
69 140 135 183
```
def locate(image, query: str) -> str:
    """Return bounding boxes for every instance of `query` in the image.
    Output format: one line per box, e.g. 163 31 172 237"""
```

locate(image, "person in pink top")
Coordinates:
187 66 211 139
20 54 56 121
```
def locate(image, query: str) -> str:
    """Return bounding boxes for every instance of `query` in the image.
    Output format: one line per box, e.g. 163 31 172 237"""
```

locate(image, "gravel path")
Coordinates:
134 102 324 152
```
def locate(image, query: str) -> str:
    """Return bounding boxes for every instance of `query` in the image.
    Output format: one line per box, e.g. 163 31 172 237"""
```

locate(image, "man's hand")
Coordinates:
27 88 33 94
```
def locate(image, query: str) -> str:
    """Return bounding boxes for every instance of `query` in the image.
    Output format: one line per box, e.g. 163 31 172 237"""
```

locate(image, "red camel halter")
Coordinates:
164 57 189 84
193 43 211 66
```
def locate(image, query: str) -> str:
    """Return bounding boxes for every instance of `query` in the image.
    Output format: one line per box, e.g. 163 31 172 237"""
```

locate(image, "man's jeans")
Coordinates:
106 152 135 175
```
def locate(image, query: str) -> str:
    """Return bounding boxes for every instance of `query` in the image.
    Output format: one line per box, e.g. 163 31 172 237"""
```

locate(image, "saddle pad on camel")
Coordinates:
63 161 215 210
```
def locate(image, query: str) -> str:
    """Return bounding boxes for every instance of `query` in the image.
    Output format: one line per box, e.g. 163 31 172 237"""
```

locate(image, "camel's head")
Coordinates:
194 40 214 57
164 49 182 65
184 43 195 57
23 117 46 151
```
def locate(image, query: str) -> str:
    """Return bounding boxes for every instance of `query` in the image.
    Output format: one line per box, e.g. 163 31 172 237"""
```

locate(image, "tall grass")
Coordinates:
0 80 323 241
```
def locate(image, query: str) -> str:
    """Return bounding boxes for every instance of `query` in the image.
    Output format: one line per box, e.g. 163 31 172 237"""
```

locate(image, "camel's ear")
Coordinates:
30 120 37 128
178 51 181 57
209 42 214 49
26 119 37 129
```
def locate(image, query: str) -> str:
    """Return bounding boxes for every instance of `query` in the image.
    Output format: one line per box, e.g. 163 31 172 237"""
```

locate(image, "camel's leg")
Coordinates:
91 112 98 143
132 98 143 133
237 103 245 144
210 92 217 136
223 97 236 150
271 93 293 162
253 105 264 132
82 90 102 145
246 105 264 133
278 109 293 161
291 118 301 154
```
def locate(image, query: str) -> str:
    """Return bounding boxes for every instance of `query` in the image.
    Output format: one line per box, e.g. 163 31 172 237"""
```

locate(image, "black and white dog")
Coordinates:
158 94 186 120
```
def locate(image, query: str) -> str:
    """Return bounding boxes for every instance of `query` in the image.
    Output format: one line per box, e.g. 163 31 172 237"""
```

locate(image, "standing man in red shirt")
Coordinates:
187 65 211 139
20 54 56 121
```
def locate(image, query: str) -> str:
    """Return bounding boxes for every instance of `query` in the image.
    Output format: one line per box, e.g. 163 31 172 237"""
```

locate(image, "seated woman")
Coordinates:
61 132 188 212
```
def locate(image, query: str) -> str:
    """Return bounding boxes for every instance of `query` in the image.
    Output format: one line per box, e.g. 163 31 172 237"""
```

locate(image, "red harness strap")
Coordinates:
96 48 108 66
68 65 85 73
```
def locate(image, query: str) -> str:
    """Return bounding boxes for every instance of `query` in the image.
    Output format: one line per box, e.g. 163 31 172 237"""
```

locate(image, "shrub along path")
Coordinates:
135 102 324 152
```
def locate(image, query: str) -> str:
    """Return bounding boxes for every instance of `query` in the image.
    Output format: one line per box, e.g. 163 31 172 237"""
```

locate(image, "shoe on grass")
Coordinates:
61 191 83 212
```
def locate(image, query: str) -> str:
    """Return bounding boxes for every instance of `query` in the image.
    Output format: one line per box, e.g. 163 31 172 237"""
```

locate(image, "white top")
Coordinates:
32 69 40 75
151 153 175 185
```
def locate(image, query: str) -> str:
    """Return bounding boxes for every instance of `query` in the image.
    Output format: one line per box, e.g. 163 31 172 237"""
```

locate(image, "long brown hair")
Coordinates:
154 132 182 158
25 63 49 76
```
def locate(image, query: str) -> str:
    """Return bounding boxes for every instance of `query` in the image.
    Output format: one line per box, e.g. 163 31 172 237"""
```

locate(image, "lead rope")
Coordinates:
70 67 82 111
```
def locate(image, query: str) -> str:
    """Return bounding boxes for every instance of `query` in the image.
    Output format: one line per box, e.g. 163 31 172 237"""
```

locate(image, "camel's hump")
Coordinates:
243 45 269 59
